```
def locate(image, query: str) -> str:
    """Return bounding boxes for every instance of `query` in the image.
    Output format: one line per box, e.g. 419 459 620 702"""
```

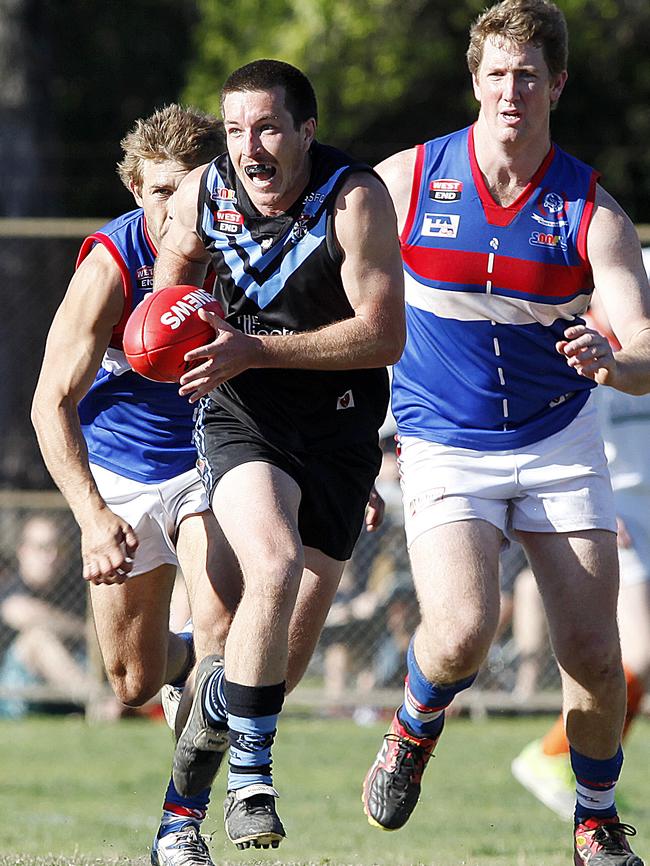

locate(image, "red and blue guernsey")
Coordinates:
392 124 600 450
77 209 196 482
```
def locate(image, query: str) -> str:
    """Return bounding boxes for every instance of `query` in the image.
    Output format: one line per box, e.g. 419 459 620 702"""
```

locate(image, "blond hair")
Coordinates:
117 103 223 191
467 0 568 77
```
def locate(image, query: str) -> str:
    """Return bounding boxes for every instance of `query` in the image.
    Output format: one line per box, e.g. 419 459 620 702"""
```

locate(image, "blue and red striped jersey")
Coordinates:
392 124 599 450
77 209 198 482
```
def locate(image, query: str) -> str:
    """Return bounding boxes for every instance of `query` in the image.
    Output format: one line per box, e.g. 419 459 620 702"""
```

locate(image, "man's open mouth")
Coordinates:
244 164 277 182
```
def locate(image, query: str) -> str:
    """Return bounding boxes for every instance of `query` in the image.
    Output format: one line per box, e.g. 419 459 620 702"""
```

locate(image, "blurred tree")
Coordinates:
9 0 199 217
183 0 650 220
0 0 52 216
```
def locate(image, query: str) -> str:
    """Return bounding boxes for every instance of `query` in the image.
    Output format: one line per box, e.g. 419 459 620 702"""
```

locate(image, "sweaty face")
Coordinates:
131 159 191 249
472 37 567 149
223 86 315 216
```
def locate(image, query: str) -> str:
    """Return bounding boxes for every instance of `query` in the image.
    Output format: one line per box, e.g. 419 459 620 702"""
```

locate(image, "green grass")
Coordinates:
0 713 648 865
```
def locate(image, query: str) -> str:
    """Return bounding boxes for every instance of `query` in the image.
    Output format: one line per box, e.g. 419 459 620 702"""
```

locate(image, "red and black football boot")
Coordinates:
362 712 437 831
574 816 644 865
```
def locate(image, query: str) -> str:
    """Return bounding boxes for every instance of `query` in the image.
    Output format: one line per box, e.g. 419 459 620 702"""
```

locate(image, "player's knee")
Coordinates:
419 615 493 676
106 661 162 707
243 548 304 602
558 633 623 692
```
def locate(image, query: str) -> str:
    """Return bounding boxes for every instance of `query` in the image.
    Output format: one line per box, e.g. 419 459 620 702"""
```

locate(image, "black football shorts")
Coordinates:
194 398 382 561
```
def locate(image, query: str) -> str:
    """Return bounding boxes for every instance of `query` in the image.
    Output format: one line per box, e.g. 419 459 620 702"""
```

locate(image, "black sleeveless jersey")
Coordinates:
197 142 389 452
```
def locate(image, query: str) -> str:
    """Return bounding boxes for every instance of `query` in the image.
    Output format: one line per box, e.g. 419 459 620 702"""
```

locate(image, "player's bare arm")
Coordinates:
31 245 138 585
153 165 211 290
374 147 419 236
557 185 650 393
179 172 405 401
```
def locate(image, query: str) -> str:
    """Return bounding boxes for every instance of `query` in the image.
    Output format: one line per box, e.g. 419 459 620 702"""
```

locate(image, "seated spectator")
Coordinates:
320 436 415 698
0 513 94 717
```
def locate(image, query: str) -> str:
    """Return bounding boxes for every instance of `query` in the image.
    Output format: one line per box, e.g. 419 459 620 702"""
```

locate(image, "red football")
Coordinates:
123 285 224 383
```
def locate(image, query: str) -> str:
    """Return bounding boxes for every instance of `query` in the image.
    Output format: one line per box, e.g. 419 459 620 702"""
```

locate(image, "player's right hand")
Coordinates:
80 510 139 585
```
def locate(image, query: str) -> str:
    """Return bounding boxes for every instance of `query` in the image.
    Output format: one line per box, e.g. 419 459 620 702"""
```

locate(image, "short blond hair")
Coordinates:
467 0 568 77
117 103 223 191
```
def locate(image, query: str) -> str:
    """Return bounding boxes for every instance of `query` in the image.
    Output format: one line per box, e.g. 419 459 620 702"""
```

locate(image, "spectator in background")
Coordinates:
0 514 92 718
320 437 413 700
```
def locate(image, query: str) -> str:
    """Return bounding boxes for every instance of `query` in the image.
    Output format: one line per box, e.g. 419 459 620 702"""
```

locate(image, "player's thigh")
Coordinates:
286 546 346 692
409 519 503 637
89 563 177 670
211 461 303 579
175 509 242 658
520 529 620 671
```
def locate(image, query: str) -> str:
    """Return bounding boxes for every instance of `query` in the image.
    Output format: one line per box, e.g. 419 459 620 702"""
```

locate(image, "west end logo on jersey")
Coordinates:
210 187 237 203
160 287 215 330
532 189 569 228
136 265 154 289
422 213 460 238
428 179 463 202
213 209 244 235
529 230 567 251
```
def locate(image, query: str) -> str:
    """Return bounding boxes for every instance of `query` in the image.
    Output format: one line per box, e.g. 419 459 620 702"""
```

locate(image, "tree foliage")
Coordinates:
183 0 650 220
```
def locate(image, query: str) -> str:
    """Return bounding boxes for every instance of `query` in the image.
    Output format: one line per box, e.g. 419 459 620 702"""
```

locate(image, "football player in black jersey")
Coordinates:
153 59 405 851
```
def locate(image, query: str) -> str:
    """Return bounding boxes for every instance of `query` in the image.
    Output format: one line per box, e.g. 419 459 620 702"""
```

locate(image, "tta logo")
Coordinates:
429 179 463 202
214 209 244 235
336 389 355 410
422 213 460 238
211 187 237 203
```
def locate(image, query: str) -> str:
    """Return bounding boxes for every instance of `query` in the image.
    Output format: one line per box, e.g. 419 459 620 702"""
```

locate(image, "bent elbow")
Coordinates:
30 393 46 435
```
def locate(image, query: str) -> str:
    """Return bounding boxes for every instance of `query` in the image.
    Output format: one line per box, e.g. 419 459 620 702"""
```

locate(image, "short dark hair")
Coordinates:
467 0 568 77
220 59 318 128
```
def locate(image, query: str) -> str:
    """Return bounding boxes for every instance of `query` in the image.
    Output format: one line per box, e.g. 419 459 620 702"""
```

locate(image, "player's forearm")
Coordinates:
153 245 209 291
610 328 650 395
254 313 404 370
31 395 107 525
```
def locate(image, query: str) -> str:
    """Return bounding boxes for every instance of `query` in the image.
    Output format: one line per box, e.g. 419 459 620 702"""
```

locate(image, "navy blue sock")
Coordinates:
203 662 227 726
571 745 623 823
397 640 476 739
168 627 195 689
159 776 209 835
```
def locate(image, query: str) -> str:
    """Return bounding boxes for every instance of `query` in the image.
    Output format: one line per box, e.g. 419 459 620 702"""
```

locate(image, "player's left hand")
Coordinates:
556 323 617 385
179 307 260 402
365 485 385 532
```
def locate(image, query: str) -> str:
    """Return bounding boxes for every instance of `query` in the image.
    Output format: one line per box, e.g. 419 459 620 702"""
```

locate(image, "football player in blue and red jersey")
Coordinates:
361 2 649 864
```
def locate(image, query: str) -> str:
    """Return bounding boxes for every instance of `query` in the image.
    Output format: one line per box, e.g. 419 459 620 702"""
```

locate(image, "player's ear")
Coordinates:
471 73 482 104
130 181 144 207
549 70 568 107
302 117 316 152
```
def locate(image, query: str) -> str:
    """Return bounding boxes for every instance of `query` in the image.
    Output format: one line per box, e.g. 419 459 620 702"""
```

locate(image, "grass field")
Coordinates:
0 712 648 866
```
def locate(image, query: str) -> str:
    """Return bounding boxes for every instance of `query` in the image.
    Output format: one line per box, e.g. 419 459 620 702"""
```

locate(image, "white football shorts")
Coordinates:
398 397 617 549
89 464 209 576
